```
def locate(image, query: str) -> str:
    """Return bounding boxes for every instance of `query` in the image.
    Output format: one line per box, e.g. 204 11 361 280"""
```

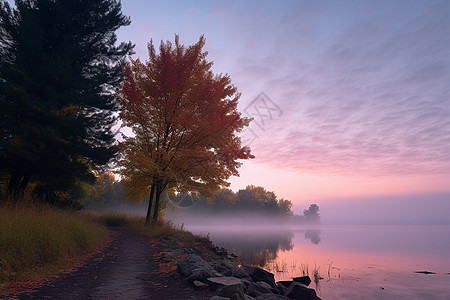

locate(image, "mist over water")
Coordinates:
161 198 450 299
82 196 450 299
184 223 450 300
320 192 450 225
84 192 450 226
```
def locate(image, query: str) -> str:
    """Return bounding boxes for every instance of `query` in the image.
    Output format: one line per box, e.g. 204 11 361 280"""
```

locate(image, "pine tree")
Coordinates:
0 0 134 203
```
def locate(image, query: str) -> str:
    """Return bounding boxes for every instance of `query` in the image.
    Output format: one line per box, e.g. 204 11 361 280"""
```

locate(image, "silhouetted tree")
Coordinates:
117 35 253 224
0 0 133 203
303 204 320 224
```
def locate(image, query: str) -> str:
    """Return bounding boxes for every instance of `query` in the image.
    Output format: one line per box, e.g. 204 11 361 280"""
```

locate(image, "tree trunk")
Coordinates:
152 186 162 224
19 169 32 191
145 184 156 225
7 170 22 195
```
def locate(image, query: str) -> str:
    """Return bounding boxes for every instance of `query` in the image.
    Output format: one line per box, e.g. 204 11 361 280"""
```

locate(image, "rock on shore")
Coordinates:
158 236 321 300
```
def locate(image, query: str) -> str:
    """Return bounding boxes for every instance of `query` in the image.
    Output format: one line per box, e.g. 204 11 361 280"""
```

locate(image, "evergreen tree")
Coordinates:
0 0 133 202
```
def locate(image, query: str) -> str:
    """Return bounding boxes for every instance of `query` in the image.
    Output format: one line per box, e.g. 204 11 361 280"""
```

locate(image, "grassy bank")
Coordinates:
0 206 209 286
93 212 209 246
0 205 108 283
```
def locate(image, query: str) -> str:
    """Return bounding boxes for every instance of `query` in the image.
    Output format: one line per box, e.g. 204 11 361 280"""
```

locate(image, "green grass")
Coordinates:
0 205 108 283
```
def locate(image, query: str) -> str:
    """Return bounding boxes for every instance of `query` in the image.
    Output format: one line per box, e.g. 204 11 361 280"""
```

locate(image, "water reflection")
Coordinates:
190 225 450 300
208 230 294 267
190 227 321 267
304 230 321 245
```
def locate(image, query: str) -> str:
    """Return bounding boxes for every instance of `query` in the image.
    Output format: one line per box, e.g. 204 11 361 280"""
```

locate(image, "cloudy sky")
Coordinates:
116 0 450 223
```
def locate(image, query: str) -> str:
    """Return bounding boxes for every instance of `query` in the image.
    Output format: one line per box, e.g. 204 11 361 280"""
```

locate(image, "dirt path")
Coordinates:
4 227 214 300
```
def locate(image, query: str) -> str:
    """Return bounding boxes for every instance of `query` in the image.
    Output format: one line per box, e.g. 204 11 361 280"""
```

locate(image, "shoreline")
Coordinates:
159 228 322 300
1 222 321 300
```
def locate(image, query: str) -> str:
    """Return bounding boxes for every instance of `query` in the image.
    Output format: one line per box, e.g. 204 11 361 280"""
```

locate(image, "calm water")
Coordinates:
187 225 450 300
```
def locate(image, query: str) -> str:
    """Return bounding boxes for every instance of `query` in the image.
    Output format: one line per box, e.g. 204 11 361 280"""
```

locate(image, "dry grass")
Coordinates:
313 264 321 292
266 259 288 273
0 203 108 283
0 187 211 286
300 263 309 276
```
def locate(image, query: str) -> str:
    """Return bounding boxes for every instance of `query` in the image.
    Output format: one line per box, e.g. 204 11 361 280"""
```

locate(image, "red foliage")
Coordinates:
117 35 254 222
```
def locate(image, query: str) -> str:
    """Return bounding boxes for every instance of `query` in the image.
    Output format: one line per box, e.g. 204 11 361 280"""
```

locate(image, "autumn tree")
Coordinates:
277 198 293 217
117 35 253 224
210 188 237 211
0 0 133 203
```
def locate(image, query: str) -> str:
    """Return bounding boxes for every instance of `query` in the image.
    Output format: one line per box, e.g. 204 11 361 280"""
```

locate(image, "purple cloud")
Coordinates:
117 0 450 177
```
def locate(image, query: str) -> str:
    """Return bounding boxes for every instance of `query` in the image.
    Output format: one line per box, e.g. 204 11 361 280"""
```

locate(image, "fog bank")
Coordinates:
319 192 450 225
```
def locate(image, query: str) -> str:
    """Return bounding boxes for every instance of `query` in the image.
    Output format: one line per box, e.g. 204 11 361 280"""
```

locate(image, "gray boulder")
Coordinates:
241 279 256 295
285 282 321 300
249 291 263 298
188 267 214 283
217 282 246 300
177 254 214 277
234 267 252 279
193 246 209 256
292 276 311 286
276 281 294 289
213 259 240 277
211 296 231 300
256 294 290 300
209 258 250 278
229 295 246 300
207 276 243 291
241 266 276 288
193 280 207 290
213 270 226 277
276 282 288 295
254 281 274 295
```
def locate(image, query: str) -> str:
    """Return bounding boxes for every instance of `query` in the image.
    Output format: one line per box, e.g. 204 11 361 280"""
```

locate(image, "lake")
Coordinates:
187 225 450 300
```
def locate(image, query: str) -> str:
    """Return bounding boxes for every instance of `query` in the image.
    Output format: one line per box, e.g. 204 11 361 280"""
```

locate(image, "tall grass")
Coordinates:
0 205 108 283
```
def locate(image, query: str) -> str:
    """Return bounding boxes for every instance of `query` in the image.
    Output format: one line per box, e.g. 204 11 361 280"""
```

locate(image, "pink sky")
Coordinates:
116 0 450 223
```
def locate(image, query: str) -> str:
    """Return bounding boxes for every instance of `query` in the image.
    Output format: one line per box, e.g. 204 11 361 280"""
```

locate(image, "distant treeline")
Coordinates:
168 186 320 225
174 185 294 217
291 204 320 225
78 173 320 224
81 173 157 216
83 175 291 217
